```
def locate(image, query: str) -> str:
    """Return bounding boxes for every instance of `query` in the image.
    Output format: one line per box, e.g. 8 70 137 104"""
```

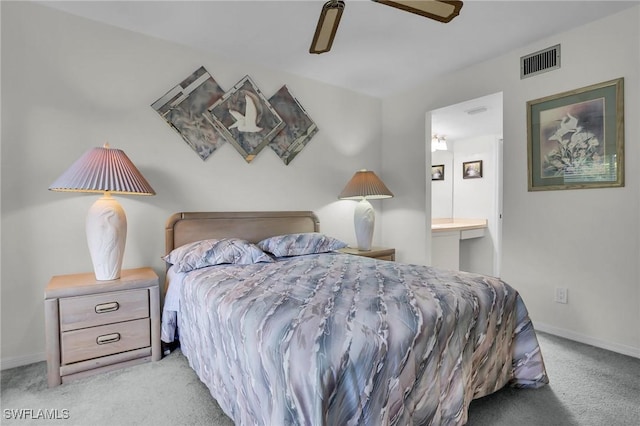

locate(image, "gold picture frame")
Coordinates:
527 78 624 191
431 164 445 181
462 160 482 179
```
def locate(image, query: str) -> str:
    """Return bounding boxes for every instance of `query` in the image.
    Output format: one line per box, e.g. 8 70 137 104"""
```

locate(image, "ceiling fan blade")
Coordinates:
309 0 345 54
372 0 463 23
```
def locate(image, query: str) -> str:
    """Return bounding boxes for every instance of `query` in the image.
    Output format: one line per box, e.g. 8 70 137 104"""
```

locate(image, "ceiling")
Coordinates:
40 1 635 98
38 0 635 142
431 91 503 144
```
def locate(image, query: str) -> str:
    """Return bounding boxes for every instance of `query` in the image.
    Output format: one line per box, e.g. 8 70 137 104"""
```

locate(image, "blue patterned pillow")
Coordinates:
163 238 273 272
257 233 347 257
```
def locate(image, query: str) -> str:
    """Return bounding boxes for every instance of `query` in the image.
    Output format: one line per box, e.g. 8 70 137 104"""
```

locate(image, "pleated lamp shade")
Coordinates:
49 144 155 281
338 170 393 251
49 145 155 195
338 169 394 200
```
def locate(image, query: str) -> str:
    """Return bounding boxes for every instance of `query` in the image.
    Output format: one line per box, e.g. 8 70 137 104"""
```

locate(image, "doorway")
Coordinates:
428 92 503 277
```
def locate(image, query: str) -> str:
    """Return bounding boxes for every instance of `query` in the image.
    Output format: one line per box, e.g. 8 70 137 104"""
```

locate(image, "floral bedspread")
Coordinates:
167 253 548 425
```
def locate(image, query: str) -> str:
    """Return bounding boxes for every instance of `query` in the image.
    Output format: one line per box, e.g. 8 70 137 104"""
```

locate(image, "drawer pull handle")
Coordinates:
95 302 119 314
96 333 121 345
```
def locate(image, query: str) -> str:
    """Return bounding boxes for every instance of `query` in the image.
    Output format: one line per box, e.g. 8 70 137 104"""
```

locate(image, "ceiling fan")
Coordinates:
309 0 463 54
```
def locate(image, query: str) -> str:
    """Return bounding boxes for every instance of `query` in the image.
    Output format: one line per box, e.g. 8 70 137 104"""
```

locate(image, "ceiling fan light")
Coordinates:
372 0 463 23
309 0 345 54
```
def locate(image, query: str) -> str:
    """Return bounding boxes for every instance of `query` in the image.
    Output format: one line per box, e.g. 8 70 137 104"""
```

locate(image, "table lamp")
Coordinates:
49 144 155 280
338 169 393 251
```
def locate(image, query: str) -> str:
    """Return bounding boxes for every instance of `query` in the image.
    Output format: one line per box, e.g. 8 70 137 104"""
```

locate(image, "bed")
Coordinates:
161 211 548 425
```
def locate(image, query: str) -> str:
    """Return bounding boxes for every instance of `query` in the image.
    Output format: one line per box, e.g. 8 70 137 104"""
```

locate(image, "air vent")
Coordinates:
521 44 560 79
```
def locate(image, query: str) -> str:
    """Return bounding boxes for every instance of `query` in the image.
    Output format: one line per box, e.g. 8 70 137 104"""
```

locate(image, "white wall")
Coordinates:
430 150 453 218
382 7 640 357
0 2 385 367
454 136 498 277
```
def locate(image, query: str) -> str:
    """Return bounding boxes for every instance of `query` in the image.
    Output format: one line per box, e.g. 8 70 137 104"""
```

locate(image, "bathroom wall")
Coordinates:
454 136 501 276
430 135 500 276
431 150 453 218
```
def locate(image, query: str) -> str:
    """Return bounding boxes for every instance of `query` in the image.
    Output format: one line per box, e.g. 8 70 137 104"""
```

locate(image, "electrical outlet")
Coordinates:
555 287 568 304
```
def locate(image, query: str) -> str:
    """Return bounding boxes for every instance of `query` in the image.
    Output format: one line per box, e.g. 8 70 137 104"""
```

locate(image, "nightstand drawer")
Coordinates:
59 289 149 332
61 318 150 365
375 254 395 261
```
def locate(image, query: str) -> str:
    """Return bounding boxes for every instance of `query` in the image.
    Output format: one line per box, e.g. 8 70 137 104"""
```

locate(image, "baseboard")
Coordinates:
1 352 46 371
535 322 640 359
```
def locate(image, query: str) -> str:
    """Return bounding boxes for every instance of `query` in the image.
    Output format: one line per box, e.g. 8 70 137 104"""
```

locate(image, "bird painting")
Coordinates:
228 94 263 133
207 75 286 162
548 113 579 142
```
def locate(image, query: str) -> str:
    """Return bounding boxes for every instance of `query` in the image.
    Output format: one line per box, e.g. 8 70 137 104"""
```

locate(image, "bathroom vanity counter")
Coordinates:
431 218 488 270
432 218 487 235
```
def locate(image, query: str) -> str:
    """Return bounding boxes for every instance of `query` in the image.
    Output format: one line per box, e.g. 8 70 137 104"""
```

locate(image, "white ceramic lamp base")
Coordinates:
354 198 375 251
86 194 127 280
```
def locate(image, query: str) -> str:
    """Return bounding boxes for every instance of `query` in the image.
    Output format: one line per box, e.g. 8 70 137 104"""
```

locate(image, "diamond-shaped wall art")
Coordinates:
153 68 318 164
206 75 284 163
268 86 319 165
151 66 226 161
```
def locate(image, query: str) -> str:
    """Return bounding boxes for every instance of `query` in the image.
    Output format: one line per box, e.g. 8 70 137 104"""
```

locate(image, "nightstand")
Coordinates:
44 267 161 387
339 246 396 261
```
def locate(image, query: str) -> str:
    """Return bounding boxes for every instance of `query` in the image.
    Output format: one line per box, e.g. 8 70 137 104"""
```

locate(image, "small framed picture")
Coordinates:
463 160 483 179
431 164 445 181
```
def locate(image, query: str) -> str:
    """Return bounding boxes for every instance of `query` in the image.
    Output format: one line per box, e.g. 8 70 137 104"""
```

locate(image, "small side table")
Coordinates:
338 246 396 261
44 267 161 387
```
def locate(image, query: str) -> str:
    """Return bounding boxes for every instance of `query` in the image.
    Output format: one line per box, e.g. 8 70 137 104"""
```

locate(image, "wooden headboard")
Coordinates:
165 211 320 255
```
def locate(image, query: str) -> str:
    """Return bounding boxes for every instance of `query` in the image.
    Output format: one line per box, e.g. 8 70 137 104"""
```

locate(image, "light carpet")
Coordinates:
1 332 638 425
